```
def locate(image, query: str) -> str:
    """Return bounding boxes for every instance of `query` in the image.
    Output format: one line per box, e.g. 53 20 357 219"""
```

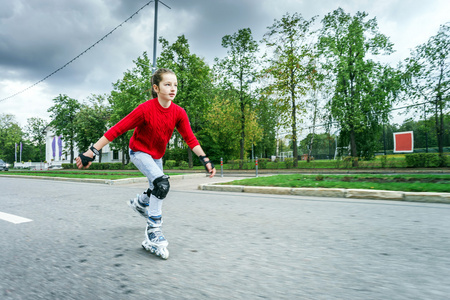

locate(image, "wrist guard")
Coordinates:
79 153 95 167
90 145 100 156
199 155 215 172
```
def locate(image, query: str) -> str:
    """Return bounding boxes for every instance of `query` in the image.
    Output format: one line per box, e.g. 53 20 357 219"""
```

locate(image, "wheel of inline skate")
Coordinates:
158 248 169 260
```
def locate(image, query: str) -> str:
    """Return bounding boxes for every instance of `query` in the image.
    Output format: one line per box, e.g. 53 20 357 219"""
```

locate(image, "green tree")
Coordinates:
405 22 449 157
47 94 80 164
158 35 213 167
300 132 336 159
318 8 399 165
74 94 111 162
0 114 23 163
203 88 263 162
215 28 259 167
397 115 450 152
109 52 152 164
253 91 278 159
262 13 318 166
24 117 48 162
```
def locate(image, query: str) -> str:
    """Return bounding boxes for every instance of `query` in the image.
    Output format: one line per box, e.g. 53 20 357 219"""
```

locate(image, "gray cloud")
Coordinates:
0 0 448 126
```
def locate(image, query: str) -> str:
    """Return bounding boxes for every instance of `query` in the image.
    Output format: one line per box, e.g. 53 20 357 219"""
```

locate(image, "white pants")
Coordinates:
129 150 165 217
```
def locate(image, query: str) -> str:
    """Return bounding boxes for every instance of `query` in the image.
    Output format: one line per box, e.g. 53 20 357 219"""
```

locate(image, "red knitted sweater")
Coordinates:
104 98 199 159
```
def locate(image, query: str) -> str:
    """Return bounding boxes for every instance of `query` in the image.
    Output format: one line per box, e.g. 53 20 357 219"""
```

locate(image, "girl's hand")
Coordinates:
76 151 94 169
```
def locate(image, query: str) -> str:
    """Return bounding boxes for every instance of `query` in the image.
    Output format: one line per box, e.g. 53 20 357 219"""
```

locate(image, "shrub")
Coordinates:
87 162 124 170
164 148 189 164
380 155 387 168
405 153 447 168
125 162 138 170
284 158 294 169
228 159 247 169
343 156 352 168
257 158 269 169
165 160 176 169
178 161 189 169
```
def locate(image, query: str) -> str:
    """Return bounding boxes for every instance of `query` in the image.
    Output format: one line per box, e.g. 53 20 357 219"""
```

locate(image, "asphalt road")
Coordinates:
1 176 450 300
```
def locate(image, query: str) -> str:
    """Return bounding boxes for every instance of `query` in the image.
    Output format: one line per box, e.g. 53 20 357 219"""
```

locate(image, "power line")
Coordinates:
0 1 155 103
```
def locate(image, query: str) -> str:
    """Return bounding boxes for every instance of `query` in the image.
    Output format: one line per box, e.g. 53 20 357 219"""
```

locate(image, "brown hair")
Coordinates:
151 68 176 98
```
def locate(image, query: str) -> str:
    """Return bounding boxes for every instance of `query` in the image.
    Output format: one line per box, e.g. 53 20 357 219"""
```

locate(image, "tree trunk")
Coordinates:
70 140 74 165
349 73 358 167
291 70 298 167
350 126 358 167
239 82 245 170
307 133 314 163
308 93 318 163
435 96 444 155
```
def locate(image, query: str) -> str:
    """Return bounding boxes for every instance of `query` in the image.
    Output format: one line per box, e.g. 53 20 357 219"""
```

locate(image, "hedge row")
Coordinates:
62 162 138 170
62 160 191 170
405 153 449 168
61 154 449 170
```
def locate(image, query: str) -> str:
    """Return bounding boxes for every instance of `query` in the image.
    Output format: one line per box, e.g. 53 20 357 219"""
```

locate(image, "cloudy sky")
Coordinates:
1 0 449 127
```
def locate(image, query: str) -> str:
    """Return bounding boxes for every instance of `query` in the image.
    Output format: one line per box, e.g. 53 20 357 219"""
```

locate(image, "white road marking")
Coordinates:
0 211 33 224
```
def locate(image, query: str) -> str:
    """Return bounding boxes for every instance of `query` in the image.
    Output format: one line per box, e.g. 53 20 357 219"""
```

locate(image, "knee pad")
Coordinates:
144 188 152 197
151 175 170 199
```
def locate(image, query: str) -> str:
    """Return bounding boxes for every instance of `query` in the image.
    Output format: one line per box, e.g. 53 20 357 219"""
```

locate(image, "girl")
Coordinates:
76 68 216 259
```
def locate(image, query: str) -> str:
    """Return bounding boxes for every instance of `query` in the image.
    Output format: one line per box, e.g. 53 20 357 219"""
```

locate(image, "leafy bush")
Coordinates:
380 155 387 168
62 162 126 169
165 160 176 169
284 158 294 169
178 161 189 169
257 158 269 169
228 159 246 170
89 163 123 170
405 153 447 168
125 162 138 170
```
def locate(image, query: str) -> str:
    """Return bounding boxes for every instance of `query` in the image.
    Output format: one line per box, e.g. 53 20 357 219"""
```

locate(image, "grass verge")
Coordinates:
0 170 183 180
223 174 450 193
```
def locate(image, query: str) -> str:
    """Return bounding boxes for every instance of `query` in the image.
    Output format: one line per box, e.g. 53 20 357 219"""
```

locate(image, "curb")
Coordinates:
198 183 450 204
0 173 207 185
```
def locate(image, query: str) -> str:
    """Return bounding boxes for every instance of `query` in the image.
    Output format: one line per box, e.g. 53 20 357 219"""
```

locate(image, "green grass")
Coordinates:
3 169 449 193
223 174 450 193
222 156 410 170
1 170 183 180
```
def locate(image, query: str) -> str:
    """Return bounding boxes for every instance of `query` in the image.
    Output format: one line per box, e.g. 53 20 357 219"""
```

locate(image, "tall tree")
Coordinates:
25 117 48 162
158 35 213 167
109 52 152 164
262 13 318 166
405 22 449 157
203 88 263 162
74 94 110 162
215 28 259 166
318 8 399 165
47 94 80 164
0 114 23 163
253 90 278 159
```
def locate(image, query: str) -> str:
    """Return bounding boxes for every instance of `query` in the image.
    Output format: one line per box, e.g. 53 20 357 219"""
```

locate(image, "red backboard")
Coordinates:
393 131 414 153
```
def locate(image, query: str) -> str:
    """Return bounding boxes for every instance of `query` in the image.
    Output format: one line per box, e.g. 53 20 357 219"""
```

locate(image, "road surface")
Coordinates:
1 176 449 299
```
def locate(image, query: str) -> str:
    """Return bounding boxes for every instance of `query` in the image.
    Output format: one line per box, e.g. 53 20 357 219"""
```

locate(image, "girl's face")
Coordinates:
154 73 177 102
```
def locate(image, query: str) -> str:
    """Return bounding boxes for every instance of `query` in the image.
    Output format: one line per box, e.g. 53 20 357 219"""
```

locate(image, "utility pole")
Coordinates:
152 0 171 74
152 0 158 74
